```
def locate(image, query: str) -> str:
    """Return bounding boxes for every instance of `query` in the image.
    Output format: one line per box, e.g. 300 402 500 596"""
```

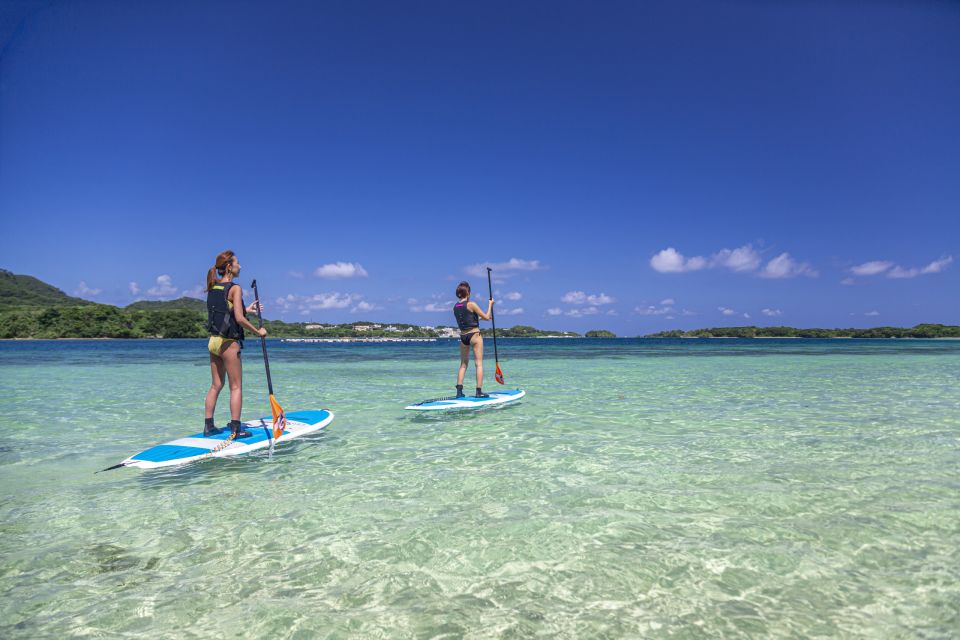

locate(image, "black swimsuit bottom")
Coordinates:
460 331 479 346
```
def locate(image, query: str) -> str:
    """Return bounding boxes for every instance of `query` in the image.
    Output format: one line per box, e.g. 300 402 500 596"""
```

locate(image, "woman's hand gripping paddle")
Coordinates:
251 280 287 439
486 267 504 384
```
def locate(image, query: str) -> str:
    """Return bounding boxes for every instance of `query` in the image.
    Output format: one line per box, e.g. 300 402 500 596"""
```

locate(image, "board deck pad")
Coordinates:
111 409 334 470
405 389 525 411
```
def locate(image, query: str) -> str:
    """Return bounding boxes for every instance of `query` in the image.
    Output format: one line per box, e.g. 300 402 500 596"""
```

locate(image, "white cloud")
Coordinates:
276 292 366 313
660 298 675 305
288 271 305 279
921 255 954 274
181 285 205 299
566 306 601 318
147 274 178 298
848 255 953 280
128 281 140 295
465 258 545 278
505 291 522 301
351 301 380 313
888 255 954 279
75 281 102 297
865 310 880 316
650 248 707 273
840 277 856 286
409 295 454 312
719 306 737 316
850 260 893 276
712 245 762 272
561 291 614 305
759 253 818 279
635 304 674 316
653 244 817 279
761 308 782 317
546 308 563 316
314 262 368 279
499 307 525 316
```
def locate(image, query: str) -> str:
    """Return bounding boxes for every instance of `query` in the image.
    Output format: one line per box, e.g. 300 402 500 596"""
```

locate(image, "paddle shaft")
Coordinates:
250 280 274 396
486 268 499 364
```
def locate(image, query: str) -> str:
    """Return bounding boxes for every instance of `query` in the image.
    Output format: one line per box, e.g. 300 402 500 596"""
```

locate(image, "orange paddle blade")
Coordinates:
269 394 287 439
495 362 504 385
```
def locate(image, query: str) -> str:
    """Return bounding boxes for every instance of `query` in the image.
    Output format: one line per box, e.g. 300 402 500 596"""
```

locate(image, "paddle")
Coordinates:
486 267 504 384
251 280 287 439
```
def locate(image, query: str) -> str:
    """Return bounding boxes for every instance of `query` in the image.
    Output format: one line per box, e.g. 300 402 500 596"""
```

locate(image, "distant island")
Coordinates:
645 325 960 339
0 269 585 339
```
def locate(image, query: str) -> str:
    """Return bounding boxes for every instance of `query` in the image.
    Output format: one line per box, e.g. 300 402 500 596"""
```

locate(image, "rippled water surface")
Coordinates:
1 339 958 638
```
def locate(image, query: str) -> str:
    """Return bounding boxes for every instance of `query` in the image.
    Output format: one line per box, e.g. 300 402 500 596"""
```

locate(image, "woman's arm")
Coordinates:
468 299 494 321
231 286 267 336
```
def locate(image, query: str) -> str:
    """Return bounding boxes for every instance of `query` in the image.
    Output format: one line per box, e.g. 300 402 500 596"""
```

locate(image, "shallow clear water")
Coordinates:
1 339 958 638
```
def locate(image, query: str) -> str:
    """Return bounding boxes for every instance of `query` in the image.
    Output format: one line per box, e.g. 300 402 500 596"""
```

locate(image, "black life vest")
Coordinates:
453 301 479 332
206 282 245 340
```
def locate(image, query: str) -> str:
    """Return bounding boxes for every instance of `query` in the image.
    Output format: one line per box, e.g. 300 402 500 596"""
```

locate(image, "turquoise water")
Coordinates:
1 338 958 638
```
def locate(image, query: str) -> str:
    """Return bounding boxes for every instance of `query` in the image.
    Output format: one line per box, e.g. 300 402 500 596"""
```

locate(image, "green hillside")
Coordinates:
126 297 206 312
0 269 90 308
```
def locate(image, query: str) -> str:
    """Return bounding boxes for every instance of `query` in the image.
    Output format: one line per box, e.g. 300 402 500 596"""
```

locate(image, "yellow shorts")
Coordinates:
208 336 236 357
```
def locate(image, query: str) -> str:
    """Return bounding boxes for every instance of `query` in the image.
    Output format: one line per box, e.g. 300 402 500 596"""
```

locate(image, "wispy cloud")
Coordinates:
464 258 545 278
147 275 178 298
561 291 615 305
181 285 205 299
761 308 782 317
546 308 563 316
651 244 816 279
409 294 454 313
351 301 381 313
850 260 893 276
288 271 305 279
865 310 880 316
75 281 102 297
499 307 525 316
759 253 818 279
128 281 140 295
847 255 953 281
718 306 750 318
887 256 953 279
314 262 368 279
275 292 367 313
504 291 522 301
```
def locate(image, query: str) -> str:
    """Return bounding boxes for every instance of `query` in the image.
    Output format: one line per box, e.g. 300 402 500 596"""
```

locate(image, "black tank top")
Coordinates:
453 301 479 332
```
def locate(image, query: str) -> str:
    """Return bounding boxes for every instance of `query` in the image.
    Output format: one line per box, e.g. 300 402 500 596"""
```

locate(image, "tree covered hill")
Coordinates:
0 269 91 308
126 297 206 312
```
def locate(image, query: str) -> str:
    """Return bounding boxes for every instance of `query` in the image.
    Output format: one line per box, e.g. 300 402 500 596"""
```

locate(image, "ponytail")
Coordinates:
206 266 219 292
206 250 236 291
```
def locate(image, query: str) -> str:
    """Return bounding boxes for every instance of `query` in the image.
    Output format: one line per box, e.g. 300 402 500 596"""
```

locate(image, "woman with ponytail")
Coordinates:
202 250 266 439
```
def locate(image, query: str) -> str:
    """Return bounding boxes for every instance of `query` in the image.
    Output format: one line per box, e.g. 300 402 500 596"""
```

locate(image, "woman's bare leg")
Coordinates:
205 354 225 419
472 334 484 389
457 340 470 386
221 342 243 421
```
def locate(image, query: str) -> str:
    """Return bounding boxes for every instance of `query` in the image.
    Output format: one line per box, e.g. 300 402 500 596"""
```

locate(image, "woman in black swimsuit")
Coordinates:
452 281 494 398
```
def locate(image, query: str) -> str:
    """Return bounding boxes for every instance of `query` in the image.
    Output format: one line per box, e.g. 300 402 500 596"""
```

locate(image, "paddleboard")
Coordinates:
405 389 525 411
105 409 334 470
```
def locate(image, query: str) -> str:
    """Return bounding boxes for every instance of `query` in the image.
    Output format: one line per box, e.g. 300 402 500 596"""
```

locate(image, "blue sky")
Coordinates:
1 0 957 334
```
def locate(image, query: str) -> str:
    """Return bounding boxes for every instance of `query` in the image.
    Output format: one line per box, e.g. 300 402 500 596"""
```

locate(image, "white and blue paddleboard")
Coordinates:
105 409 334 470
405 389 525 412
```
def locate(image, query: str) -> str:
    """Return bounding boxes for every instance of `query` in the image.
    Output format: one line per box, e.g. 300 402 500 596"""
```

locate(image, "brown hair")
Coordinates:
456 281 471 299
206 250 236 291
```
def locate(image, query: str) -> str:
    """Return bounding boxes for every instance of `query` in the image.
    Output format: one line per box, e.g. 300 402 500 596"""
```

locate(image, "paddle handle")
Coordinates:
251 279 274 396
486 268 499 363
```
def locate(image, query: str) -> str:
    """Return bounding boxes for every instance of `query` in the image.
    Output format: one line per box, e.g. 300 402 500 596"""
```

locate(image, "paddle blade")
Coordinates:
269 394 287 439
495 362 504 385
